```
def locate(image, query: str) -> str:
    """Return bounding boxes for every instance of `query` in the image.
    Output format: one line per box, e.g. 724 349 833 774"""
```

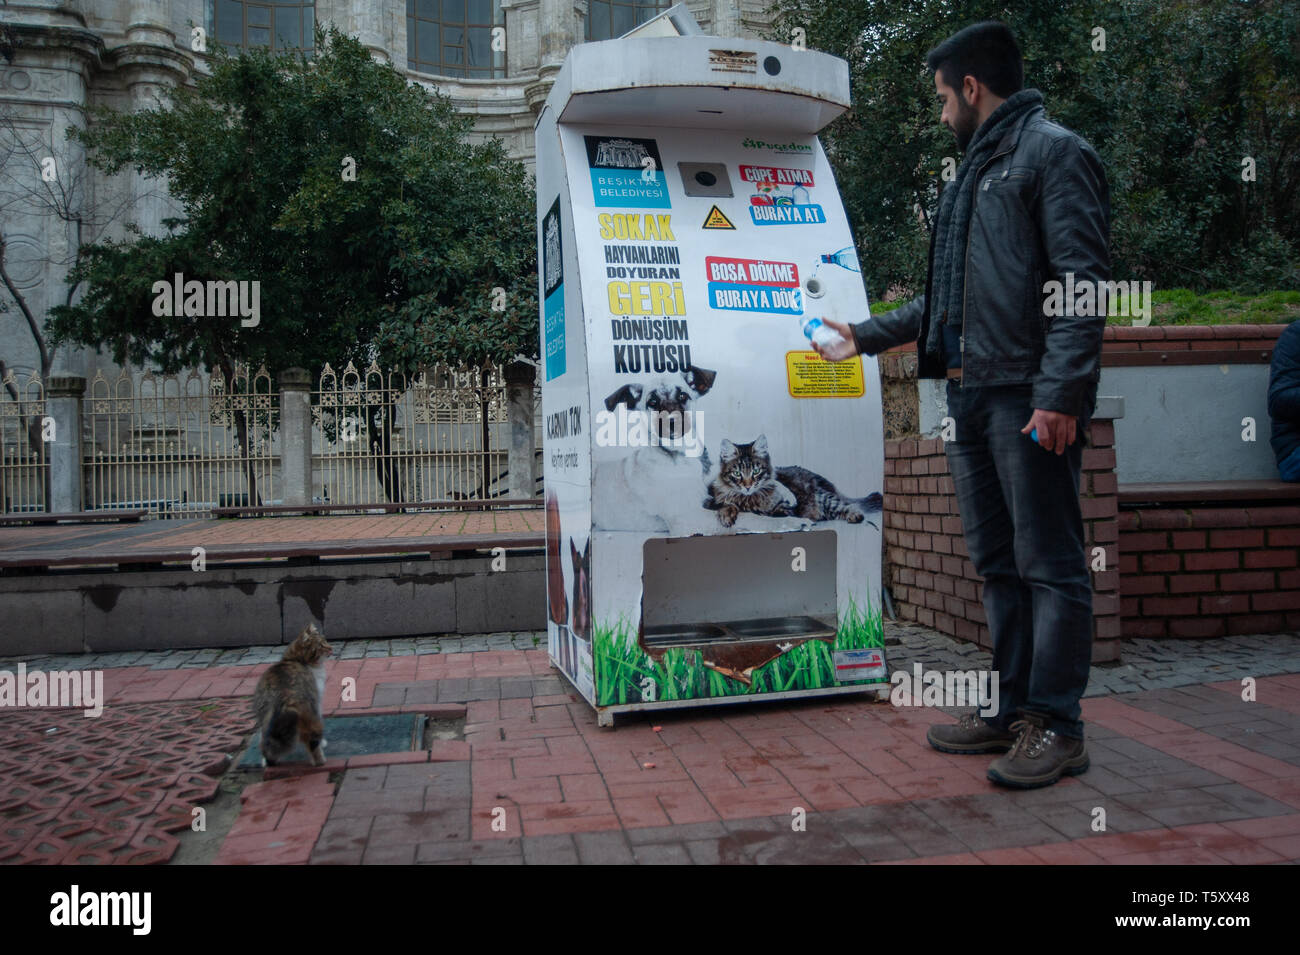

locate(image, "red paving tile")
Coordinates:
881 853 985 865
1266 833 1300 859
975 847 1045 864
559 773 611 801
1104 846 1232 865
216 775 337 865
1170 823 1290 864
471 805 521 840
1205 674 1300 715
1025 842 1108 864
6 646 1300 864
1239 776 1300 810
519 799 621 836
1076 828 1204 859
657 790 723 825
790 780 861 812
0 698 248 864
487 775 564 805
1222 812 1300 838
613 796 672 829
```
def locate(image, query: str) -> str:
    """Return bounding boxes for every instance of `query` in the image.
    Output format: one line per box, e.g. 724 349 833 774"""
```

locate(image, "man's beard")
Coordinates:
951 97 979 152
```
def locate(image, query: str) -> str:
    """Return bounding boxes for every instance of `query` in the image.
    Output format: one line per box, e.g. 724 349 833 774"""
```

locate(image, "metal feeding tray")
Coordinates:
644 622 734 645
725 615 836 639
643 615 836 648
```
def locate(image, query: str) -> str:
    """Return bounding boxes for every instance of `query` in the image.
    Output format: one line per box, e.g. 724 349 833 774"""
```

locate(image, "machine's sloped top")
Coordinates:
543 36 851 134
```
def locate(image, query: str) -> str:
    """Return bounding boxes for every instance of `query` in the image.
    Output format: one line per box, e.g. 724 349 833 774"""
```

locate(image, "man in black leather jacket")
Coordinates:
816 21 1109 789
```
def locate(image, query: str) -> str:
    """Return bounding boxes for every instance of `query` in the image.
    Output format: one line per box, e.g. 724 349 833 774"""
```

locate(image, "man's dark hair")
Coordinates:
925 21 1023 98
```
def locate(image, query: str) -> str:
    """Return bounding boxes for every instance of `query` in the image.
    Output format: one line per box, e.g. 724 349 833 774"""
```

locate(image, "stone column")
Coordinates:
45 374 85 513
505 360 538 499
278 368 313 505
318 0 393 63
500 0 541 78
117 2 192 239
526 0 573 113
711 0 740 37
126 0 174 47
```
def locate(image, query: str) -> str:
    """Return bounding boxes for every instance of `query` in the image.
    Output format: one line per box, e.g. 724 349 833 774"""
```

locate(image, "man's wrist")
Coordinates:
850 320 872 356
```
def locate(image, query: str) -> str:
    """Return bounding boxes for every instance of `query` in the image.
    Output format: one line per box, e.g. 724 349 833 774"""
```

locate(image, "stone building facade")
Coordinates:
0 0 778 383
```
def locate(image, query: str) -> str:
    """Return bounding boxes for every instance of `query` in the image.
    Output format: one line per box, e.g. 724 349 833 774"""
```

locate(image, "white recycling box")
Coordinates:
535 34 888 726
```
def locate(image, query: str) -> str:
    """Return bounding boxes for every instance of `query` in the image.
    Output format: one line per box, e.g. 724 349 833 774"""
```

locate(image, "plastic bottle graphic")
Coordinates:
820 247 861 273
801 315 846 350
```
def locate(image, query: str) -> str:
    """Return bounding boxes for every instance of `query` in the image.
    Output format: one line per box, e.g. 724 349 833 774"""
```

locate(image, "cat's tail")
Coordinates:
853 491 883 529
857 491 883 513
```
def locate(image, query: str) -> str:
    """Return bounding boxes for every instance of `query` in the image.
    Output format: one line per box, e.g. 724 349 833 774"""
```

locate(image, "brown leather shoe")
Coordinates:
927 712 1017 754
986 713 1089 789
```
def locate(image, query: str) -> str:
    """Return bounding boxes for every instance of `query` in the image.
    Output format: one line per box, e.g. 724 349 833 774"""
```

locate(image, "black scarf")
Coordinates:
926 88 1045 361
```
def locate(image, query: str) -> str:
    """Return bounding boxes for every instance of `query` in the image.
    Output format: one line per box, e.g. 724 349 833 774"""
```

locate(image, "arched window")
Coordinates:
586 1 672 41
407 0 506 79
213 0 315 51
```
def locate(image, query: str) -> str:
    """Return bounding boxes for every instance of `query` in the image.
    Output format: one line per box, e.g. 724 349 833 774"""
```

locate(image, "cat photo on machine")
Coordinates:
704 434 883 529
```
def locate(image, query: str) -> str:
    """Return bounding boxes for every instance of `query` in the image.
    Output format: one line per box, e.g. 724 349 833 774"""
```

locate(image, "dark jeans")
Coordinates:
943 379 1094 740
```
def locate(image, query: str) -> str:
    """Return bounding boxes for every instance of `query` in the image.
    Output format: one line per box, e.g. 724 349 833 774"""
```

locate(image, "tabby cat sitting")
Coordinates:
251 623 334 767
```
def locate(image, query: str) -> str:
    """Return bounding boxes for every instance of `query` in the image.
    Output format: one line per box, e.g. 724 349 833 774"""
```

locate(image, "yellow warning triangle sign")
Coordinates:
702 205 736 230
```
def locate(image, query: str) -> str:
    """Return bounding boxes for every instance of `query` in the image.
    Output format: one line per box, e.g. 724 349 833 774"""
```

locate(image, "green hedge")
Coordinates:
867 289 1299 325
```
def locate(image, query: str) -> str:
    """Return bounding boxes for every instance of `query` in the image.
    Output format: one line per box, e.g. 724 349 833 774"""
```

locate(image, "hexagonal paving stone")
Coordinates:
0 697 251 864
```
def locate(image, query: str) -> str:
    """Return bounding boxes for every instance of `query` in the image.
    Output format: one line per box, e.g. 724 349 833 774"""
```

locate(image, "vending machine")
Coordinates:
536 21 889 726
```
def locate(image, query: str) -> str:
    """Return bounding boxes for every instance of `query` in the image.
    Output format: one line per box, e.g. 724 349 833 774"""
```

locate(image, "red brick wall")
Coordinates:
1103 323 1281 356
883 419 1122 663
1119 508 1300 637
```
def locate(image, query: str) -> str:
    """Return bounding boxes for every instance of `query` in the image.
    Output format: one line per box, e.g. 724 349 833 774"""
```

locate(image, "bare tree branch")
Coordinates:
0 113 165 380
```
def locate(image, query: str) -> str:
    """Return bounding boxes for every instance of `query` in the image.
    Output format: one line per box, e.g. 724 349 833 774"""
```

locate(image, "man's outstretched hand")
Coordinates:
811 317 860 362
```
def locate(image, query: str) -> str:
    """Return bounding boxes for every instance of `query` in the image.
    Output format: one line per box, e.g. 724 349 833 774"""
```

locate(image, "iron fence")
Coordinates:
0 362 543 518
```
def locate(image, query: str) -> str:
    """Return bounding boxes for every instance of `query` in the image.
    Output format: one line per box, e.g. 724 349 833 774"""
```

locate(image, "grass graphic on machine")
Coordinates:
594 593 883 705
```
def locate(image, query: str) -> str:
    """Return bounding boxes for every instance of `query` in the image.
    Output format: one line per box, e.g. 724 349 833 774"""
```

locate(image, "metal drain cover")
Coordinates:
239 713 424 768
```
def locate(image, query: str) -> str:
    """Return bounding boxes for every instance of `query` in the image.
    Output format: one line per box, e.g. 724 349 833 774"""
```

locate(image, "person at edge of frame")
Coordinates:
1268 319 1300 482
814 20 1110 789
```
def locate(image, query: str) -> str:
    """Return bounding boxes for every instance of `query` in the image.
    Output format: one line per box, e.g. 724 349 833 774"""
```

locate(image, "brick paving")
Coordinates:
0 698 249 864
216 773 337 865
0 510 544 566
1 624 1298 864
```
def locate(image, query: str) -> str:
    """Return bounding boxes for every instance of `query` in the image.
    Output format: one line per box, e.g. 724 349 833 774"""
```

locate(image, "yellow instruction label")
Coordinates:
785 350 864 397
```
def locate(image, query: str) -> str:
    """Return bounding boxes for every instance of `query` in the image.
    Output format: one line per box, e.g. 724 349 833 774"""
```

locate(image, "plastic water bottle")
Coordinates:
820 247 861 273
801 315 845 350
